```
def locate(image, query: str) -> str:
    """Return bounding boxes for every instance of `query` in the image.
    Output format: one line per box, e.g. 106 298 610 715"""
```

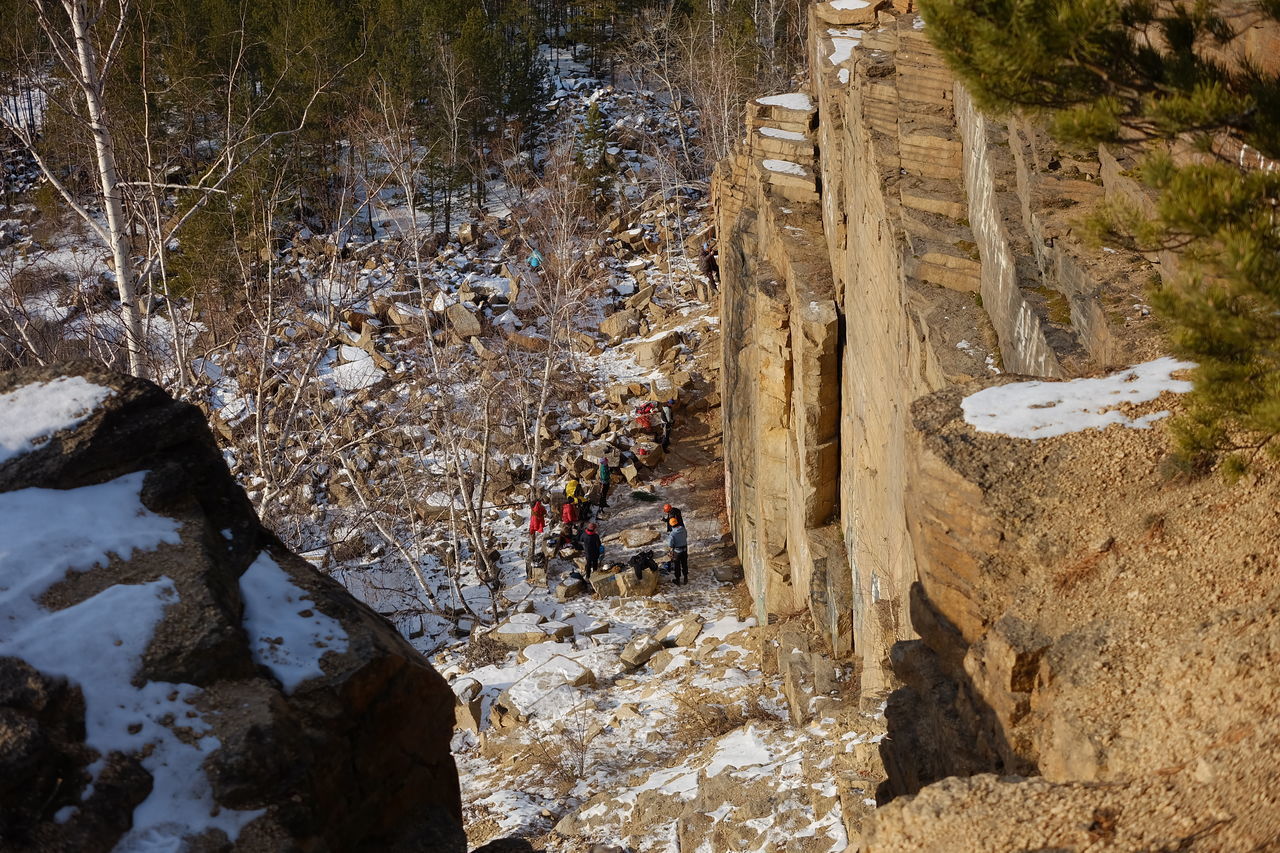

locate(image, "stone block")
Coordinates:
600 308 639 341
656 614 704 648
444 302 482 338
620 634 664 668
591 567 660 599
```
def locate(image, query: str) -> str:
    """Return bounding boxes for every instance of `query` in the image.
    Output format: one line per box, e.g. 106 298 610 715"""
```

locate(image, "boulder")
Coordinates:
444 302 482 338
556 577 587 602
507 329 549 351
657 614 705 648
712 560 746 583
494 655 595 722
630 330 681 368
591 567 660 599
620 635 664 669
493 612 572 648
599 308 639 341
621 527 662 547
0 364 464 852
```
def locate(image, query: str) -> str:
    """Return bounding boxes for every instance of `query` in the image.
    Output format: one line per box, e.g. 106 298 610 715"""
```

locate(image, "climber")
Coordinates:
699 241 719 287
597 457 613 508
662 503 684 529
564 474 581 504
583 522 603 578
659 399 676 451
667 517 689 585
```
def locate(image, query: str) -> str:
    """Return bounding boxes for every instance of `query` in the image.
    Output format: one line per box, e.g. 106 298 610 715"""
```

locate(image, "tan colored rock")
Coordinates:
591 567 660 599
600 308 639 340
620 634 664 668
444 302 482 338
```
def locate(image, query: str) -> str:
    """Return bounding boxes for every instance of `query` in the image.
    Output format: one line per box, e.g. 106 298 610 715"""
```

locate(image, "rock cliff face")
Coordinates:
715 2 1280 846
0 364 464 852
715 5 1147 697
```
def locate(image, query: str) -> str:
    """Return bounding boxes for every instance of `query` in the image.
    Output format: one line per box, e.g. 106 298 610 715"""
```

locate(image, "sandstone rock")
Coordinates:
0 364 464 852
494 655 595 722
620 527 662 547
591 567 660 599
630 330 681 368
444 302 482 338
712 560 746 583
633 441 664 467
493 612 572 648
507 329 549 351
620 635 664 669
556 577 587 602
657 614 704 647
599 308 639 341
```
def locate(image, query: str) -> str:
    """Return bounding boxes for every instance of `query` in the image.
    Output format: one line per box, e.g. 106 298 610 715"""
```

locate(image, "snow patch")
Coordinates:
0 376 113 465
762 159 808 177
0 473 262 847
757 92 813 111
239 552 348 694
961 357 1195 439
758 126 807 141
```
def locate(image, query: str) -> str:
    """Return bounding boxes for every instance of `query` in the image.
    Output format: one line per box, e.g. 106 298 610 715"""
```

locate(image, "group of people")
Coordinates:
526 482 692 586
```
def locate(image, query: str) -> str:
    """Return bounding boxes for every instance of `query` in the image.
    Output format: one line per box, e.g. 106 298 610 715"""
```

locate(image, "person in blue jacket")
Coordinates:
667 517 688 585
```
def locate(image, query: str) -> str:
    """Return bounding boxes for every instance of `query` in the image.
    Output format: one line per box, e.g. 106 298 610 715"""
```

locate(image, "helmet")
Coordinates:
668 517 679 527
663 503 672 512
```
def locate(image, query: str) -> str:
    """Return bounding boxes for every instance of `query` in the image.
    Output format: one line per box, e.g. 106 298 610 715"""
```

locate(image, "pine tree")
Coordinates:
917 0 1280 472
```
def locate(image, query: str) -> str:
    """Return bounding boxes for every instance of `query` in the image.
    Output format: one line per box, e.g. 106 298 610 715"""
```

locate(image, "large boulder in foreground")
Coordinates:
0 364 464 852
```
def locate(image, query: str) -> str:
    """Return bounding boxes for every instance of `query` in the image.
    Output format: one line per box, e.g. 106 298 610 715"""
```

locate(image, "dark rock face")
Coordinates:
0 364 464 852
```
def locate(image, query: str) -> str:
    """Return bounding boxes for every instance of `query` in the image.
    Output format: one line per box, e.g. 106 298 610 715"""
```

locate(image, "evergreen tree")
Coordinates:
575 99 613 206
917 0 1280 472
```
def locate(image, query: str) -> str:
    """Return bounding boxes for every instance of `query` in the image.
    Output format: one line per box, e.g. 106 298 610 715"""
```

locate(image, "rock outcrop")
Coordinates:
713 1 1280 848
0 364 464 852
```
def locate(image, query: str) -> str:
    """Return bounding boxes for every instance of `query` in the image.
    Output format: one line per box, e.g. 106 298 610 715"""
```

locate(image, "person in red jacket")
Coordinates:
529 496 546 534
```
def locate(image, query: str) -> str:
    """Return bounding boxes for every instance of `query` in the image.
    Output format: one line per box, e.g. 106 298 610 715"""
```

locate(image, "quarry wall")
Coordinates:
714 3 1134 699
715 4 1280 846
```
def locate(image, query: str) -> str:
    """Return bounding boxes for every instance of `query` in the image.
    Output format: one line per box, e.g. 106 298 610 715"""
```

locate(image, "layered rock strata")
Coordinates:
715 1 1280 846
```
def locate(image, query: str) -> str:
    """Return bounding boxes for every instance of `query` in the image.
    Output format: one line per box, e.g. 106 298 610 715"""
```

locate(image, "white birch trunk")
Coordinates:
67 0 147 377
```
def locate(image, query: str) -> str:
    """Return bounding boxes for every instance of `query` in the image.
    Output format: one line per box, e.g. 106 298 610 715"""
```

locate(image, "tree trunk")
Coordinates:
68 0 147 378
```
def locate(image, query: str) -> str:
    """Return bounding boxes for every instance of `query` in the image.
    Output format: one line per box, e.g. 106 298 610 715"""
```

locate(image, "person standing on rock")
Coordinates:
583 522 603 578
667 517 689 585
659 399 676 451
597 457 613 508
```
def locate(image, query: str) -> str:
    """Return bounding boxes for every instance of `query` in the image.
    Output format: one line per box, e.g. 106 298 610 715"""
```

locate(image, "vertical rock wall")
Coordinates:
715 5 1148 696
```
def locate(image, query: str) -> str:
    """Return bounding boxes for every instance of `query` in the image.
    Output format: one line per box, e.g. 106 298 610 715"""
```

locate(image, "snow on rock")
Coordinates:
0 474 261 847
828 29 864 64
0 376 113 466
0 365 467 851
961 357 1196 439
759 126 808 141
763 159 809 177
328 356 386 391
239 552 349 694
757 92 814 111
